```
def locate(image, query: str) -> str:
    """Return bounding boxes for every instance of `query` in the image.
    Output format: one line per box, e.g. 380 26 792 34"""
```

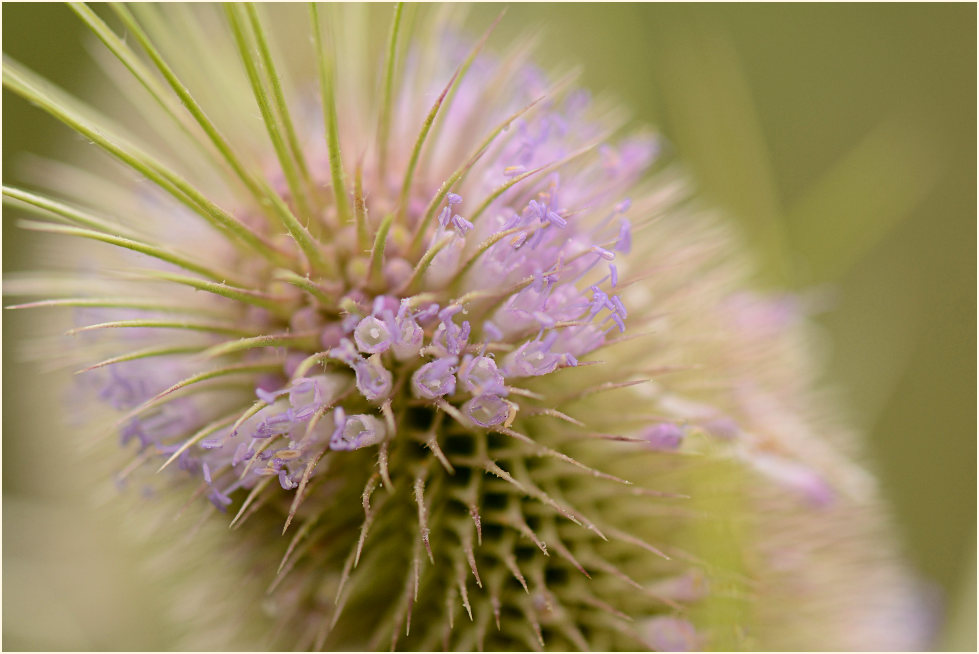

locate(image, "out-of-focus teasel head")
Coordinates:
2 3 932 650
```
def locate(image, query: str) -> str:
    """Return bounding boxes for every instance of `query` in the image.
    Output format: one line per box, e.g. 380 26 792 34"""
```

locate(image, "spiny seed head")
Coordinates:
4 4 930 651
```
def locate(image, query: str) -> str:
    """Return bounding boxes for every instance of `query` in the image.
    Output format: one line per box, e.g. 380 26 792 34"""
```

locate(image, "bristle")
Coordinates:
355 473 382 567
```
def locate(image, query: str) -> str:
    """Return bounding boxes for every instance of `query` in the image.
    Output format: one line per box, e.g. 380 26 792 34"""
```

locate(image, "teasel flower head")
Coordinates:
3 4 932 650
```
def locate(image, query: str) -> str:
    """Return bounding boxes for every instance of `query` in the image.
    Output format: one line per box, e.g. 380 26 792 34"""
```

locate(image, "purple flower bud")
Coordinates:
459 355 506 396
611 295 628 318
278 469 297 490
451 214 474 234
589 286 609 317
438 206 452 228
546 210 568 228
292 404 317 422
354 355 392 402
528 199 546 220
412 358 457 399
446 192 462 205
413 303 441 325
642 423 685 451
610 312 626 335
463 394 509 427
330 414 386 451
207 487 233 511
254 411 293 439
503 335 561 377
433 313 471 356
354 315 393 354
391 314 424 361
643 616 700 652
616 219 632 253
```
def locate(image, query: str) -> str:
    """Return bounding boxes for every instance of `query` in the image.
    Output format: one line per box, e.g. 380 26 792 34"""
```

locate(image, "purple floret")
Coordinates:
463 394 510 428
412 357 458 399
642 423 685 451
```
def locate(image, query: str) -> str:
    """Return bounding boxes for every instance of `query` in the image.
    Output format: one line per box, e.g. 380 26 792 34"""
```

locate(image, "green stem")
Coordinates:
2 56 288 267
353 159 370 252
18 220 239 284
368 214 395 288
225 4 312 223
3 185 139 238
245 4 314 195
376 2 404 182
108 4 288 230
310 3 352 224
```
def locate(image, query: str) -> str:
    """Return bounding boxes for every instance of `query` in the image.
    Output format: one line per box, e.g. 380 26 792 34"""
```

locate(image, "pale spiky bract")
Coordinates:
4 4 929 651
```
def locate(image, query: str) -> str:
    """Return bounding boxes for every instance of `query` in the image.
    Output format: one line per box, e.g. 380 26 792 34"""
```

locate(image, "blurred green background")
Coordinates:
3 3 975 650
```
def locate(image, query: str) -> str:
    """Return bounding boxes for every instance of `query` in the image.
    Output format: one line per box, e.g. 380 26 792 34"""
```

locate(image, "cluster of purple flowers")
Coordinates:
99 159 644 510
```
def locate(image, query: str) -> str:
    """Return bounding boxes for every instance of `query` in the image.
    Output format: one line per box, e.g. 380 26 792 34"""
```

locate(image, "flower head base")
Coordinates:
3 4 929 651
